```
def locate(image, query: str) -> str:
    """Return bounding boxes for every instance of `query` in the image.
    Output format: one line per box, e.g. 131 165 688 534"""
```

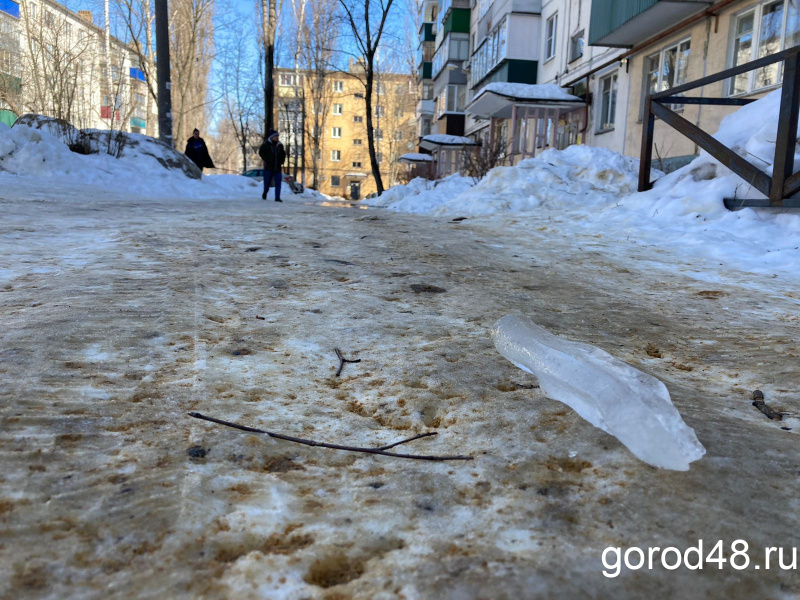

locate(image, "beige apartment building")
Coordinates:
276 66 417 199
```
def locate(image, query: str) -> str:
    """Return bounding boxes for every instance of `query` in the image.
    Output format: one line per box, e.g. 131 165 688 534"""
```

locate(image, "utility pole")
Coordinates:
155 0 173 146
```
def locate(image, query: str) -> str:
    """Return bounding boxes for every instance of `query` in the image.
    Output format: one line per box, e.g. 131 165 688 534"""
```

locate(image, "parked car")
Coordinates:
242 169 303 193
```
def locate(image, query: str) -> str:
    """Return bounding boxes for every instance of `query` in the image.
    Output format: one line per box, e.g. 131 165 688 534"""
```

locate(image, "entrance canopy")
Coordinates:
398 153 434 165
419 134 479 152
467 83 584 119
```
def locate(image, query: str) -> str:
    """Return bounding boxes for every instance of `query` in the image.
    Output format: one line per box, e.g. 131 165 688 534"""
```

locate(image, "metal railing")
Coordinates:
639 45 800 209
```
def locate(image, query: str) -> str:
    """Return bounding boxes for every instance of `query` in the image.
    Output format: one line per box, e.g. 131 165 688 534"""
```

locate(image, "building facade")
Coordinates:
276 66 417 199
0 0 153 134
590 0 800 168
413 0 799 176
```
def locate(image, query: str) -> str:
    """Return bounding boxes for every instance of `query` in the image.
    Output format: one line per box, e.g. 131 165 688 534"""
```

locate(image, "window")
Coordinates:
333 80 343 92
331 175 341 186
352 161 362 167
422 82 434 100
331 150 341 161
545 14 557 61
376 82 386 94
374 128 383 139
644 39 690 111
353 138 362 145
376 152 383 164
333 103 343 115
353 115 363 122
30 3 36 18
447 84 466 112
570 30 584 62
44 11 54 27
279 73 302 87
470 19 507 85
375 105 385 117
420 115 432 136
433 33 470 76
598 73 618 131
331 127 342 138
394 130 404 141
729 1 800 95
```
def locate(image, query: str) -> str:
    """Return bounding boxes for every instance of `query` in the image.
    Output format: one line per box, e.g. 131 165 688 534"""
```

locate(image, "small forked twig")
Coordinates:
189 412 473 461
334 347 361 377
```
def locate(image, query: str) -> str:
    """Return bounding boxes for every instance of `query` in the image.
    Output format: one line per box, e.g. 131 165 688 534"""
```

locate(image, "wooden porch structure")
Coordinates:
639 45 800 209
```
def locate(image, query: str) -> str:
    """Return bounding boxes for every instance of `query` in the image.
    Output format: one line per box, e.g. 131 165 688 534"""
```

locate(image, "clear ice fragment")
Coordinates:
491 315 705 470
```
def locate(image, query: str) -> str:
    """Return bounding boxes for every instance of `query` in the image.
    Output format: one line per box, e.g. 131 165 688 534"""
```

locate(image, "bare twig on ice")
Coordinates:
188 412 473 461
334 347 361 377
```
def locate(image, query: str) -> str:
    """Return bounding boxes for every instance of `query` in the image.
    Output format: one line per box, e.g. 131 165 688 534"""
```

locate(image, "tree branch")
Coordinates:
189 412 473 461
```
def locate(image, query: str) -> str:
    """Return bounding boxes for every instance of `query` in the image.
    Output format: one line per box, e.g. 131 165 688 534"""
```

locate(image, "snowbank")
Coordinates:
0 121 259 199
362 173 475 213
377 89 800 279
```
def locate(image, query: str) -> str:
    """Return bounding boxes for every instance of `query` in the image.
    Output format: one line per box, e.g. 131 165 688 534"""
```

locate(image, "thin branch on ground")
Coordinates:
189 412 473 461
335 347 361 377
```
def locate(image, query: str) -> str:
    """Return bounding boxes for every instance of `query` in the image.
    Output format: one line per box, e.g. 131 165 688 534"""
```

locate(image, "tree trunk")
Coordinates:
364 53 384 194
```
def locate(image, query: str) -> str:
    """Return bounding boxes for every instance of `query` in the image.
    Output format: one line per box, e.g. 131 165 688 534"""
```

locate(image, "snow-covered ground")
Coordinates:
0 122 326 202
368 89 800 281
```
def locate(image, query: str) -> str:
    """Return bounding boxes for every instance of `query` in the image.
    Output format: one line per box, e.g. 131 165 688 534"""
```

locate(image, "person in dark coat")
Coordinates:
185 128 215 173
258 129 286 202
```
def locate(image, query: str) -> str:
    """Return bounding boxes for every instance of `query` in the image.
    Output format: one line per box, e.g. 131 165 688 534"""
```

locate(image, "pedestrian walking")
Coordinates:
184 128 215 173
258 129 286 202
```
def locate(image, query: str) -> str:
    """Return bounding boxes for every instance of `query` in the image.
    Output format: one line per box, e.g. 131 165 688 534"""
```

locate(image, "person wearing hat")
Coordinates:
185 128 215 173
258 129 287 202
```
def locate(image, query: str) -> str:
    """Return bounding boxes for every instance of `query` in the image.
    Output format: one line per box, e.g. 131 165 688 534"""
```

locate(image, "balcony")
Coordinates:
416 98 434 117
442 7 470 35
419 22 435 42
418 62 432 82
130 116 146 129
589 0 710 48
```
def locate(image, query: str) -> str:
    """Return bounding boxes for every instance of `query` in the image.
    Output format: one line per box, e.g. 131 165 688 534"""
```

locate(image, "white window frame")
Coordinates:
643 38 691 114
597 72 618 132
375 105 385 117
727 0 800 95
331 126 342 138
333 80 343 92
331 150 341 161
353 115 363 122
332 103 343 115
570 30 584 63
545 14 558 62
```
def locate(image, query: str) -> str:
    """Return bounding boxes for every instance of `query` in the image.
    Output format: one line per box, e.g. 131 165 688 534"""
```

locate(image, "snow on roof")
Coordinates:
473 82 582 103
419 133 478 150
398 153 434 163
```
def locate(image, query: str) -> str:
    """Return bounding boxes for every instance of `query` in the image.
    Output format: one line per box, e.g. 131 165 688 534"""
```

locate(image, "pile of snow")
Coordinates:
0 121 259 199
363 173 475 213
370 145 641 216
376 89 800 279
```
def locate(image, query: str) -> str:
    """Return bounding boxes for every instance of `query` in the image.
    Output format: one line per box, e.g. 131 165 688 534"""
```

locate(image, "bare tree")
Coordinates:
260 0 285 136
295 0 337 189
169 0 215 144
216 14 261 171
337 0 395 195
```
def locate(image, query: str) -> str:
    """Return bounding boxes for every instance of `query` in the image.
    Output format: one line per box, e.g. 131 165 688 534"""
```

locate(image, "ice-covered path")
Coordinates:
1 188 798 599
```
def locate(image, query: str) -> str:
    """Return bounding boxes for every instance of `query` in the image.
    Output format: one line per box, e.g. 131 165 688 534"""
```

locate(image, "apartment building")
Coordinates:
590 0 800 167
276 66 417 199
0 0 152 134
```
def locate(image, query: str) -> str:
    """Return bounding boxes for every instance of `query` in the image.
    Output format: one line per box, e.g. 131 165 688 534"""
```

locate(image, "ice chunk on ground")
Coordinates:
491 315 705 470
